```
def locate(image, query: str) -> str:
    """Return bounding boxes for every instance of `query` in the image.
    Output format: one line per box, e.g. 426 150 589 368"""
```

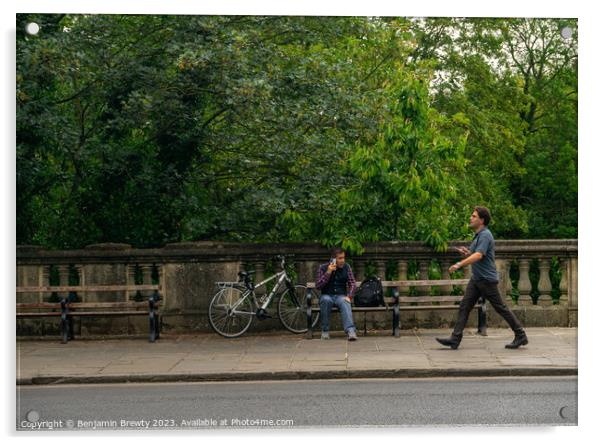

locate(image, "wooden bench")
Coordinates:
305 279 486 338
16 285 162 343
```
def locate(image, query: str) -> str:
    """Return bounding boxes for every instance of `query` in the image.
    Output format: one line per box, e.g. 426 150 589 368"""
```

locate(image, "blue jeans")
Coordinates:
319 294 356 334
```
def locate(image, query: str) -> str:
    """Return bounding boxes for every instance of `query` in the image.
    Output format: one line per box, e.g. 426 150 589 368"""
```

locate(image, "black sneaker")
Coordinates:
436 336 461 349
505 333 528 349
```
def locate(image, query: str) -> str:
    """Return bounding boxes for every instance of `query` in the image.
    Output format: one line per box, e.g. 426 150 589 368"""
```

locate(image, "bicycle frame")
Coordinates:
227 268 299 314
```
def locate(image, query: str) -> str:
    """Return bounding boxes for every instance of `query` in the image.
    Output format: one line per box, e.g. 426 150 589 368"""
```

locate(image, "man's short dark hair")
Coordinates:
474 206 491 226
331 246 345 257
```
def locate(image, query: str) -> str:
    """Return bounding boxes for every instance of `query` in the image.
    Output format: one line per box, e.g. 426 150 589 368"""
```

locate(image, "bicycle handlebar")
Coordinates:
274 254 291 267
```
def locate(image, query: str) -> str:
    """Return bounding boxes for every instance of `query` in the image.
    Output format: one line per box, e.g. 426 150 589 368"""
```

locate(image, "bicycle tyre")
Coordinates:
277 284 320 334
208 286 254 338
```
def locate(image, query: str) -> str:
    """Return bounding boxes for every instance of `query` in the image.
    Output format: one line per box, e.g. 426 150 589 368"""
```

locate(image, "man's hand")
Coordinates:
344 296 352 303
455 246 470 257
449 262 461 274
327 263 336 273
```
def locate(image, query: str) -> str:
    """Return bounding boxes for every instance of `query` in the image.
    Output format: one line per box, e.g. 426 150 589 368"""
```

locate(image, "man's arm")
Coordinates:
450 252 483 272
449 234 490 273
455 246 471 257
315 264 331 290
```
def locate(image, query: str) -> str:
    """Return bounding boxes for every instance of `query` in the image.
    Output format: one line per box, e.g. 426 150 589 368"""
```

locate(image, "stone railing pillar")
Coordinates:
58 264 70 285
354 260 365 282
398 260 409 297
376 260 386 281
517 259 532 305
495 259 508 300
41 265 51 302
58 264 70 301
504 260 514 304
440 260 452 295
294 260 302 284
418 260 430 296
462 265 471 293
73 264 83 301
254 261 266 294
567 258 578 308
127 264 137 301
558 259 568 305
141 264 154 300
537 258 553 306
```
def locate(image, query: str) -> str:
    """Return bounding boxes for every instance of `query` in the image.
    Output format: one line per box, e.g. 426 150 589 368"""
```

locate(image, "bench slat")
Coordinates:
16 285 161 293
17 313 62 317
309 295 465 303
17 302 162 309
17 310 148 317
404 305 478 310
66 302 161 308
17 311 153 317
306 279 469 289
381 279 469 287
311 306 393 312
310 303 480 312
57 311 151 316
398 296 463 303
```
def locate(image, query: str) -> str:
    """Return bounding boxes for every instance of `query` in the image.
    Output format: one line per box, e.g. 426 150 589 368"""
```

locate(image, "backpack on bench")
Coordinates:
353 276 385 307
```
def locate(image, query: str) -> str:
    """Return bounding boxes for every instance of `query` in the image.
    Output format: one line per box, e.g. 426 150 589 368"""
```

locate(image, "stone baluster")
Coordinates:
567 257 578 327
567 258 578 308
58 264 70 285
376 260 386 281
157 264 165 303
517 259 532 305
440 260 452 295
58 264 70 301
505 260 514 304
74 264 84 302
127 264 136 301
254 260 266 294
462 265 471 293
418 260 430 296
42 265 51 302
354 260 365 282
537 258 553 306
495 259 509 301
558 259 568 305
141 264 153 300
294 260 302 284
398 260 409 297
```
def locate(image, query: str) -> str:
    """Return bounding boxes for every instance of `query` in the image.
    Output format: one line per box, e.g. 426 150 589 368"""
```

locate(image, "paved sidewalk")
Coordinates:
16 328 577 385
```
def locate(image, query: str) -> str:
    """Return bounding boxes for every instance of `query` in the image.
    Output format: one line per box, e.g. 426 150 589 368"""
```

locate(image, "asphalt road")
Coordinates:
17 376 577 429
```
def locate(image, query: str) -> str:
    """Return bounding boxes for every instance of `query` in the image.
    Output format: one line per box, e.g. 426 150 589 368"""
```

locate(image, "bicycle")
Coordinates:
208 255 320 338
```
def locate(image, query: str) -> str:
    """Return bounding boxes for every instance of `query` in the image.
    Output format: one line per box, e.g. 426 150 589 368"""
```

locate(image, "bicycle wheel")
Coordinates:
208 286 254 338
277 285 320 334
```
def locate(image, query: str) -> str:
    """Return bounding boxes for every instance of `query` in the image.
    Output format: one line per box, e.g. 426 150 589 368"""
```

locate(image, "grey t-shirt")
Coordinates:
469 227 499 282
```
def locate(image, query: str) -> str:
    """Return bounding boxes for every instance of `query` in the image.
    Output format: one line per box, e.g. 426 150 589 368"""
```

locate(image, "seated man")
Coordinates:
315 247 358 341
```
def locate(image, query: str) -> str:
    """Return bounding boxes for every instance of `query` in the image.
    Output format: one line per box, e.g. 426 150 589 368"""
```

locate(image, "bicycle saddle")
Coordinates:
238 270 256 280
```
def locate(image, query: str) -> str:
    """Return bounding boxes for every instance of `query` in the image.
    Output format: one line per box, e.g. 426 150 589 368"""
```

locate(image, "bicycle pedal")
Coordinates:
256 308 273 320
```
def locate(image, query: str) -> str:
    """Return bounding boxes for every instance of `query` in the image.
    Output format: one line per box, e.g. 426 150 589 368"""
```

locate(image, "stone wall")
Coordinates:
16 240 578 337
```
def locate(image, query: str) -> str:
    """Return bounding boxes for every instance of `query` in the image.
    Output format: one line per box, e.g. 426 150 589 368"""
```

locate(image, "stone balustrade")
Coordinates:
16 239 577 336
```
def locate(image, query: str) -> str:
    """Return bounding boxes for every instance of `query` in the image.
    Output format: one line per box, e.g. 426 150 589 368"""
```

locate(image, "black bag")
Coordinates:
353 276 385 307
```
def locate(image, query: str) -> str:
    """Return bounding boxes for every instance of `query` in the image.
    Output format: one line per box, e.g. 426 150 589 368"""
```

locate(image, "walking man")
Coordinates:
315 247 358 341
436 206 529 349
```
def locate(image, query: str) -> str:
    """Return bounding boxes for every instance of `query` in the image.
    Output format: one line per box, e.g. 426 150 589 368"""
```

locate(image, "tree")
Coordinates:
16 15 577 250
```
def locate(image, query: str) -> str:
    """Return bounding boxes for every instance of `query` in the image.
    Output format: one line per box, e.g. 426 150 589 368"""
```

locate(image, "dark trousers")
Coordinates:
452 278 525 339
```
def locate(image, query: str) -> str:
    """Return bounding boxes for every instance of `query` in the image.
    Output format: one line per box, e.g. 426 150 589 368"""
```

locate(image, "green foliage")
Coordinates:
16 15 577 250
330 67 467 253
